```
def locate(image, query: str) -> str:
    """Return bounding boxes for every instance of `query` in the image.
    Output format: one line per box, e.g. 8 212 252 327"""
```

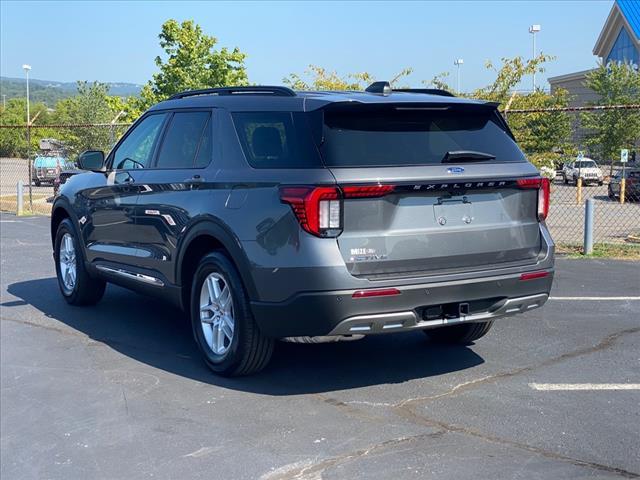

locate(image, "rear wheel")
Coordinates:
425 321 494 344
190 252 274 376
54 219 106 305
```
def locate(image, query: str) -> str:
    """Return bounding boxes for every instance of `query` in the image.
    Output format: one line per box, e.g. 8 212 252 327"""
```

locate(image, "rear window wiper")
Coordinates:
442 150 496 163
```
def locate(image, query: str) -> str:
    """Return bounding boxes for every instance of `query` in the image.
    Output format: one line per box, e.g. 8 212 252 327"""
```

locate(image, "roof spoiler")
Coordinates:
365 81 456 98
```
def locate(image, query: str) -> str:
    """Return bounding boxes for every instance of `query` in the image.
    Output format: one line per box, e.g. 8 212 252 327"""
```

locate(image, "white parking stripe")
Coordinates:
549 296 640 301
530 383 640 391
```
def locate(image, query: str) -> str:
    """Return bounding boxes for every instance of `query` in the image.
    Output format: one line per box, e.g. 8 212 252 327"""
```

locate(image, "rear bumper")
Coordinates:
251 269 553 338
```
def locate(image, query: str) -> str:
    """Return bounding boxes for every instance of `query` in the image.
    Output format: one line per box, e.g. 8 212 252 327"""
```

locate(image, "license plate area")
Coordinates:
433 196 473 227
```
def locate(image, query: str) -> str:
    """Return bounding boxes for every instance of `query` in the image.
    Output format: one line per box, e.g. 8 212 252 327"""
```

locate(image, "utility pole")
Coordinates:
529 25 541 91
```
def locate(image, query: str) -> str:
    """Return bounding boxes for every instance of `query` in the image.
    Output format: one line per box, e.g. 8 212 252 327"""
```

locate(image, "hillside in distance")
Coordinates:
0 76 142 106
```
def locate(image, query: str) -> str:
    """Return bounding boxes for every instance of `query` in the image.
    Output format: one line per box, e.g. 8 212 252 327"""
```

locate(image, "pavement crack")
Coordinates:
260 432 446 480
392 406 640 479
394 326 640 408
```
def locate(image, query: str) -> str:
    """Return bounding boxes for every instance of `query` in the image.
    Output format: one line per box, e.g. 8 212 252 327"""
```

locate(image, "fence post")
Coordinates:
583 198 594 255
620 178 626 205
17 181 24 215
576 177 582 205
26 125 33 212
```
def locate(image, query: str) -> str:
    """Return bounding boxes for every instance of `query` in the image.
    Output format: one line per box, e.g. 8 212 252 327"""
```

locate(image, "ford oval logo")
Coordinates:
447 167 465 174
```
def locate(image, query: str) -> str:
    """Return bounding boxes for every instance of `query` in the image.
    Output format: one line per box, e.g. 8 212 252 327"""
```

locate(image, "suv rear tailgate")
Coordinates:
332 167 542 278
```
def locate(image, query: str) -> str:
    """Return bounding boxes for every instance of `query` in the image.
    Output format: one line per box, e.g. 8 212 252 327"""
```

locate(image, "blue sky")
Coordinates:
1 0 612 91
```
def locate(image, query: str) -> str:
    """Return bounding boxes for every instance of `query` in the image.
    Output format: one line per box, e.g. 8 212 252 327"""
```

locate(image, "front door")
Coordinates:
83 113 168 266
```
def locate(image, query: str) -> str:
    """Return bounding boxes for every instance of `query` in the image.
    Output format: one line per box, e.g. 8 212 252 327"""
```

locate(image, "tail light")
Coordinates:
517 177 550 221
280 185 395 237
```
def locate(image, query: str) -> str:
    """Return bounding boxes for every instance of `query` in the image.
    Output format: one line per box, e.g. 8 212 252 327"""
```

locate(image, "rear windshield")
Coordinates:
320 105 525 167
232 105 525 169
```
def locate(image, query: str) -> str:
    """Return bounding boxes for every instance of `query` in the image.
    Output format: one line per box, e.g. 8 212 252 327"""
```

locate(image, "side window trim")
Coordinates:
148 108 214 170
106 112 170 171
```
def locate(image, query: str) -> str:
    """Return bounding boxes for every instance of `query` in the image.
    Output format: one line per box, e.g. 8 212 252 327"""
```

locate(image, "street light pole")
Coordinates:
23 64 32 211
529 25 541 91
454 58 464 94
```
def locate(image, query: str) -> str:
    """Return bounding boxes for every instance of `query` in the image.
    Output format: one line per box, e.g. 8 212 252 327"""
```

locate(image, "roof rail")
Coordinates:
168 86 296 100
393 88 456 97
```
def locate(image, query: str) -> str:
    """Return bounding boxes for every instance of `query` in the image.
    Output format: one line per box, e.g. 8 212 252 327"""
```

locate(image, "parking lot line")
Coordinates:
529 383 640 391
549 296 640 301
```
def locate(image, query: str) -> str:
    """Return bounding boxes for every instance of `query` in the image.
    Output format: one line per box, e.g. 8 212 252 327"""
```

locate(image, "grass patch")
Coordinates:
0 194 51 215
557 242 640 259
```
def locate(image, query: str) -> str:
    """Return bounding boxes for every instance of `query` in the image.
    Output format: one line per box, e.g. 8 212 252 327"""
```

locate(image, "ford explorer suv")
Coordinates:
50 83 554 376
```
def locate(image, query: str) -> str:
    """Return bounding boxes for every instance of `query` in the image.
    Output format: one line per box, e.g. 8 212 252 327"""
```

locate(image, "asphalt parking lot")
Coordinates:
1 213 639 479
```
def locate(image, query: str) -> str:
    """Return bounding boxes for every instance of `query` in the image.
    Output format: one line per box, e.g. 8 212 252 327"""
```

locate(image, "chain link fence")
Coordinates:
506 105 640 246
1 107 639 247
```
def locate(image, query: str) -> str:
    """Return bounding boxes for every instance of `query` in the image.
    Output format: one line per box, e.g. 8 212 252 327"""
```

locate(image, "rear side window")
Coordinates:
320 105 526 167
155 111 212 169
232 112 321 168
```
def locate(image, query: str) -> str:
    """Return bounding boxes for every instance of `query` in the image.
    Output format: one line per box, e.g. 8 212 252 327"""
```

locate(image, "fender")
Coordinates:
175 217 258 301
50 196 81 247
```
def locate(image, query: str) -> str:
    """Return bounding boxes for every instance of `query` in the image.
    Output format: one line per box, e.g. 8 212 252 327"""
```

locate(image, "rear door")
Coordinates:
131 109 215 282
317 103 543 278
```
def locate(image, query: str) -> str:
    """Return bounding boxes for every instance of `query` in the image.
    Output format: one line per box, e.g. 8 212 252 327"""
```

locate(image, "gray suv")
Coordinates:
51 83 554 376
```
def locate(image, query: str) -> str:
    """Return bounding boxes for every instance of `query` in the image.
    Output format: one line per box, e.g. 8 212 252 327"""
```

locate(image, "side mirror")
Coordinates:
78 150 105 172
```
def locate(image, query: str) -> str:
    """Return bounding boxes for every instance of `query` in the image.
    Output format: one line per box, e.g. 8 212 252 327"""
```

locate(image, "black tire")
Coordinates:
54 218 106 305
424 321 494 344
190 251 274 376
34 179 41 187
563 175 568 185
608 187 616 200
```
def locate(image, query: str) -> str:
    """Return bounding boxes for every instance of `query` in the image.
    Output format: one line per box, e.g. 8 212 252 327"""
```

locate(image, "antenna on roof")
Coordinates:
365 81 392 96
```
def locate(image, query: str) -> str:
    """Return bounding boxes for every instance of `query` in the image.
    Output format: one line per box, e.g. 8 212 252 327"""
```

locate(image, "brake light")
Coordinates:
279 186 341 237
517 177 550 221
280 184 395 237
342 185 395 198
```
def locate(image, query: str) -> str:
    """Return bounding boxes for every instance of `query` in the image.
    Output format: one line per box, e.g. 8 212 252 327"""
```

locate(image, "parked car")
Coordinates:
608 168 640 201
32 155 73 186
562 158 604 186
51 83 554 376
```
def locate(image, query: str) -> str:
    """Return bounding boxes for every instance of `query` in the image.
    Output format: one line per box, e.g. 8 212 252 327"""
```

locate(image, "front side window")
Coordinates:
155 111 212 169
112 114 166 169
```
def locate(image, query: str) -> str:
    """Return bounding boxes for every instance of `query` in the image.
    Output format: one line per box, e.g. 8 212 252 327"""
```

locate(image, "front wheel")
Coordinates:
190 252 274 376
424 321 494 344
54 218 106 305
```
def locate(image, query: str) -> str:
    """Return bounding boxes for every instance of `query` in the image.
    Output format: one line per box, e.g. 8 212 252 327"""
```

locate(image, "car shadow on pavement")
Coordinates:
6 278 485 395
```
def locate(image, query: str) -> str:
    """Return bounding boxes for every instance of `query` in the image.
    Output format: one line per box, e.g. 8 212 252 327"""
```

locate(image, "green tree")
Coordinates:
283 65 412 91
468 55 572 164
52 82 117 154
0 98 52 157
138 19 248 109
581 62 640 164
